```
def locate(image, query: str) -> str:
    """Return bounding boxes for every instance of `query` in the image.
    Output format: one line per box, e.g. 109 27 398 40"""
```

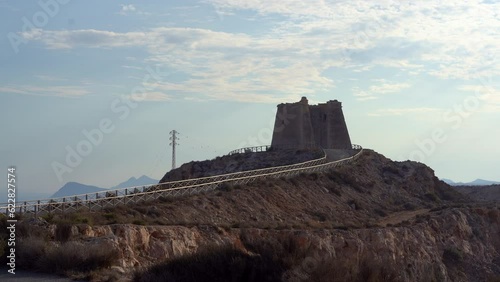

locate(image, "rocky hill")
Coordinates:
4 150 499 281
147 150 467 229
159 148 324 182
453 185 500 202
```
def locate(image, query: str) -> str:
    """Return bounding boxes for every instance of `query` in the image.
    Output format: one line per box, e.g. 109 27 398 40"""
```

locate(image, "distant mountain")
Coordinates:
45 175 158 199
441 179 456 185
442 178 500 186
51 182 107 198
111 175 158 189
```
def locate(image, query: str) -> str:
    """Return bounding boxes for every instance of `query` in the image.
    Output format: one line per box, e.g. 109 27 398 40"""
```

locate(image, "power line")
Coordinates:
169 130 179 170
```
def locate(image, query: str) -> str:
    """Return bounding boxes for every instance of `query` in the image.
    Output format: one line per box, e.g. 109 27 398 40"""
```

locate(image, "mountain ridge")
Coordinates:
111 175 158 189
50 175 159 198
442 178 500 186
51 182 108 198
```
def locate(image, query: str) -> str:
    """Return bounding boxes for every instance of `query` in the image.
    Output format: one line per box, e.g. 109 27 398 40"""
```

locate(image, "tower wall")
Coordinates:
309 104 328 148
271 97 315 149
324 100 352 149
271 97 352 150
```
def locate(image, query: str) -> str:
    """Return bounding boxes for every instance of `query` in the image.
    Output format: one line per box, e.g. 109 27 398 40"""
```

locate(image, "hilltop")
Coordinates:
3 149 499 282
160 148 324 182
145 149 467 229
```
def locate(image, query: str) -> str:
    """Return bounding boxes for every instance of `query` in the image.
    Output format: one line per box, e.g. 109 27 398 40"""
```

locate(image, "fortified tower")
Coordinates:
271 97 352 150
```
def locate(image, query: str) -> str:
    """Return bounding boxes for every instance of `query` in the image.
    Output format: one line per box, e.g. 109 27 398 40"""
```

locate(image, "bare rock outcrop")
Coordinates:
68 206 500 281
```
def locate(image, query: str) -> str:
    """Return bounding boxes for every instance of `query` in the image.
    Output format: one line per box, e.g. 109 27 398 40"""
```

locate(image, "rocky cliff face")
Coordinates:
67 205 499 281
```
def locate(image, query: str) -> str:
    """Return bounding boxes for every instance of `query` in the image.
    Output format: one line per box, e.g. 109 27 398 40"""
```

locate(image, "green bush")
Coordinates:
69 214 93 225
133 219 146 225
41 213 55 223
103 212 118 222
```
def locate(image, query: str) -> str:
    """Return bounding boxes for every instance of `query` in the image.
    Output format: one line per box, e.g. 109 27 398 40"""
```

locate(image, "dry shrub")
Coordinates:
13 228 119 276
55 222 73 242
488 209 499 222
17 237 47 269
16 221 49 239
36 241 119 275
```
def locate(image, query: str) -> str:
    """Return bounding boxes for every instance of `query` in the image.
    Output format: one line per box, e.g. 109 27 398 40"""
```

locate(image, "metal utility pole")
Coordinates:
169 130 179 170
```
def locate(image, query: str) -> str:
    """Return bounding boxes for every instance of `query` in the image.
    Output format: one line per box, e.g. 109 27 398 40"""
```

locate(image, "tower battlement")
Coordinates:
271 97 352 150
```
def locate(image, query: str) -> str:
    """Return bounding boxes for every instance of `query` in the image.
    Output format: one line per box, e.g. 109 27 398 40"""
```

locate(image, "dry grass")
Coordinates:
39 241 119 274
17 238 119 275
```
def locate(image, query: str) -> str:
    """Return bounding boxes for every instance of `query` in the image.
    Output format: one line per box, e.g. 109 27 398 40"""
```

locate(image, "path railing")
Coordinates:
1 145 363 216
228 145 271 155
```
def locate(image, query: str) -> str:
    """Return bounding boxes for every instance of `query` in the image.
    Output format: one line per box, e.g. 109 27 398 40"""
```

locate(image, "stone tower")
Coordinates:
271 97 352 150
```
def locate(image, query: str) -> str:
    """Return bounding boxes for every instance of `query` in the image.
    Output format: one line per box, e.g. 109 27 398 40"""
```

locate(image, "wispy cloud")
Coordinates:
127 91 171 102
0 85 89 98
118 4 150 16
18 27 334 102
20 28 149 49
122 4 136 12
369 82 411 94
368 107 440 117
121 65 143 70
352 87 377 101
34 75 68 82
353 80 411 101
15 0 499 102
458 84 500 112
209 0 499 80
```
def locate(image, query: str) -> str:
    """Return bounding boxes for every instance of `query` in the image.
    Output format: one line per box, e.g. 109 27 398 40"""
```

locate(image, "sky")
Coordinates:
0 0 499 200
